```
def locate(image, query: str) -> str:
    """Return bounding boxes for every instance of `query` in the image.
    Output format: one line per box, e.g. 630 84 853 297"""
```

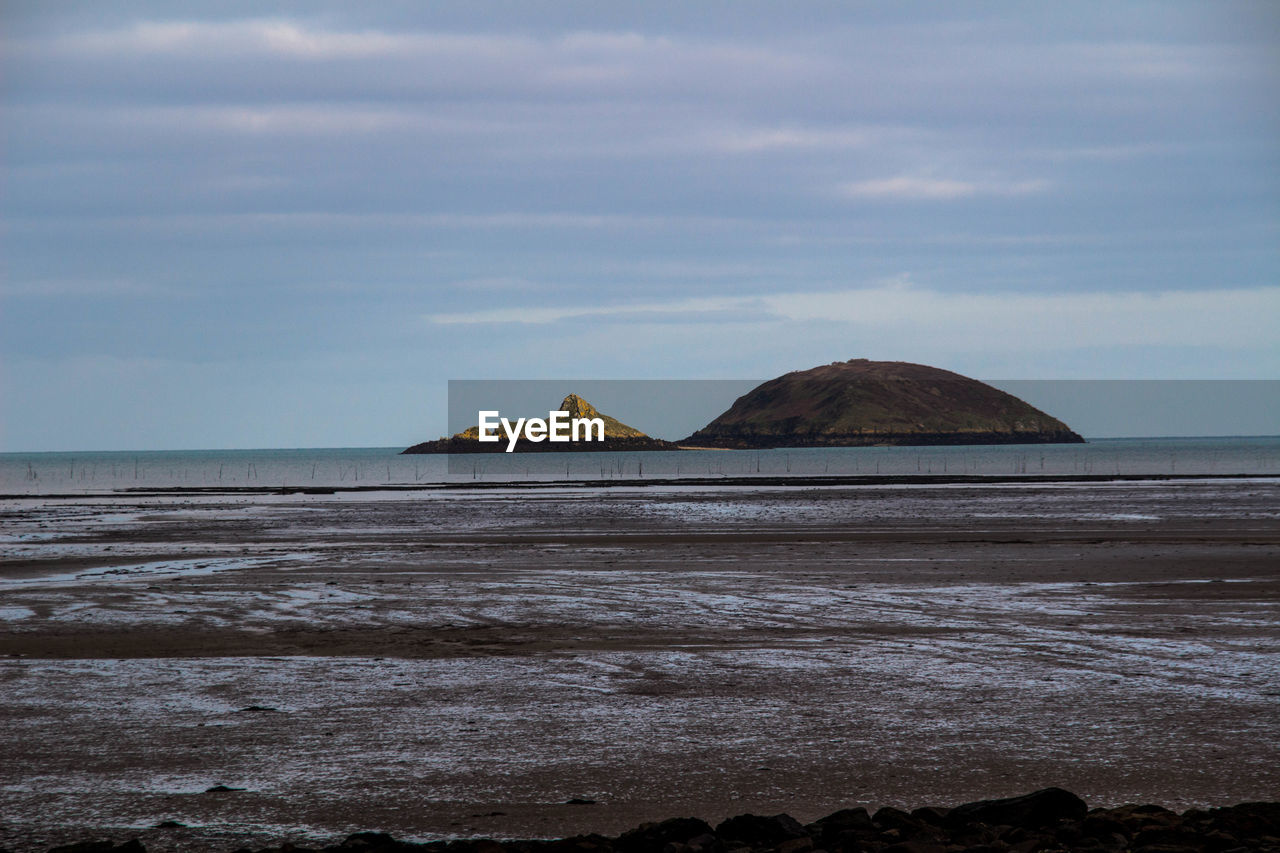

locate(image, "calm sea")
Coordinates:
1 437 1278 495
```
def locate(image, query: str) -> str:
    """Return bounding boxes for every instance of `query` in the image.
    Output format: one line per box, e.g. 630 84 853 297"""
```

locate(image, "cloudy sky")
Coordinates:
3 1 1278 450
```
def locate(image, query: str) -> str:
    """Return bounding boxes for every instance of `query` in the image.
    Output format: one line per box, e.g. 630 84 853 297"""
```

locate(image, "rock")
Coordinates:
1205 802 1280 838
340 832 399 850
945 787 1088 830
907 808 949 827
682 359 1084 449
872 808 930 838
204 785 246 793
805 807 875 847
1132 826 1205 848
1080 813 1130 840
715 813 807 846
775 838 813 853
404 394 680 454
31 788 1280 853
542 835 613 853
616 818 717 853
881 842 948 853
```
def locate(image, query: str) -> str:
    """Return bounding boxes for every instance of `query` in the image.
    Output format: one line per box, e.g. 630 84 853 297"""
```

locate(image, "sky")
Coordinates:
2 1 1278 451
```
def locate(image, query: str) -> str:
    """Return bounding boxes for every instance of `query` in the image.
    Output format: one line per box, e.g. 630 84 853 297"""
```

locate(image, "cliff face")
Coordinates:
403 394 678 454
559 394 648 439
682 359 1084 448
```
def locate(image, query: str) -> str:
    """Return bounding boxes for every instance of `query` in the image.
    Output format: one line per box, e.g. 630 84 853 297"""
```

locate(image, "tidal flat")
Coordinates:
1 480 1278 851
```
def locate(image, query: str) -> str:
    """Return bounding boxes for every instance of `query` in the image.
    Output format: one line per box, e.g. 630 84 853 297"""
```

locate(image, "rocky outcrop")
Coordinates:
403 394 680 454
683 359 1084 449
42 788 1280 853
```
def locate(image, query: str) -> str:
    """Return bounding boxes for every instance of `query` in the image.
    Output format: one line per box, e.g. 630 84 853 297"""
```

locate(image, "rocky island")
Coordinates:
681 359 1084 449
403 394 681 454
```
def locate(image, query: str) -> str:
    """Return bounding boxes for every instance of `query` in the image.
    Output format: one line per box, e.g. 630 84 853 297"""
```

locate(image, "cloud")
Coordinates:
426 295 775 326
423 281 1280 353
709 125 879 153
839 176 1050 200
5 5 1278 450
46 20 472 59
30 19 823 94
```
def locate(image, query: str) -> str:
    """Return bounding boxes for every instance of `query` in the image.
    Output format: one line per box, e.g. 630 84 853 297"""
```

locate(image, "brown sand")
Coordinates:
1 480 1278 851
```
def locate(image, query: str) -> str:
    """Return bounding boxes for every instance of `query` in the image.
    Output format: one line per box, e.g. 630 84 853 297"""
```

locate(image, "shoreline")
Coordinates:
15 788 1280 853
2 470 1277 500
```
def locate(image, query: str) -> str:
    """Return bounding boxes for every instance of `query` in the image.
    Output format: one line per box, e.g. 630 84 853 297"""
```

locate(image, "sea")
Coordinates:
1 436 1278 495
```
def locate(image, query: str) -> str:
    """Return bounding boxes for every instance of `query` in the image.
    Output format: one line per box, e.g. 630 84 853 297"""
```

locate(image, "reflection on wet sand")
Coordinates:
1 480 1278 850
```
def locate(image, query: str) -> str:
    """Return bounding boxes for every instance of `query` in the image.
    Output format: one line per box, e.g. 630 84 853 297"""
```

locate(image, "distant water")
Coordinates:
2 437 1278 495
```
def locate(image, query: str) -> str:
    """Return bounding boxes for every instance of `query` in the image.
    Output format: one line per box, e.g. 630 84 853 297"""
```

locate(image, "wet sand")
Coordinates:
1 480 1278 851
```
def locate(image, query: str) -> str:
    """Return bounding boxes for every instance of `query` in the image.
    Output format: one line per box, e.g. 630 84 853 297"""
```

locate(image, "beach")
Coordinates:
1 478 1278 851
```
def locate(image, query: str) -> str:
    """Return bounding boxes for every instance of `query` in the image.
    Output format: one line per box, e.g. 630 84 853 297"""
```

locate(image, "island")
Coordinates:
680 358 1084 448
402 394 681 453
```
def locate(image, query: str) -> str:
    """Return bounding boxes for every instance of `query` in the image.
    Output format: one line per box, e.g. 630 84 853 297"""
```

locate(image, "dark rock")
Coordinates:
204 785 246 793
823 829 872 853
908 808 949 827
565 798 598 806
872 808 929 838
715 813 807 846
1091 832 1131 853
1049 818 1083 845
945 787 1088 830
543 835 613 853
1008 839 1058 853
1134 805 1173 815
1200 830 1241 851
1080 814 1130 840
37 788 1280 853
881 841 948 853
806 808 875 845
617 818 716 853
441 843 501 853
1205 802 1280 838
1133 826 1205 848
341 833 398 850
153 821 185 829
775 839 813 853
773 835 814 850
